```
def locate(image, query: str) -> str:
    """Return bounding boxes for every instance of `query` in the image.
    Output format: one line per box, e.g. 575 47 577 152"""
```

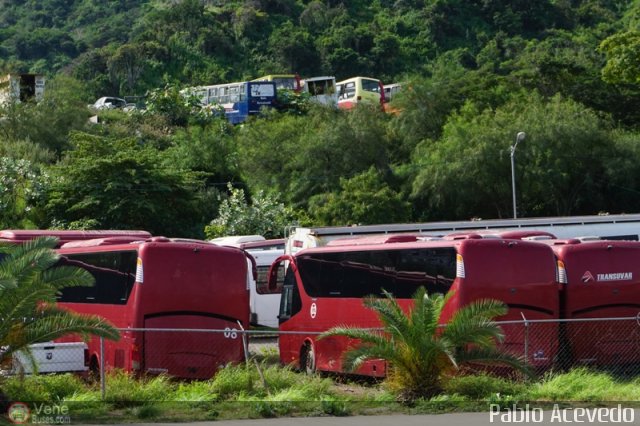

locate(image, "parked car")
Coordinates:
90 96 133 110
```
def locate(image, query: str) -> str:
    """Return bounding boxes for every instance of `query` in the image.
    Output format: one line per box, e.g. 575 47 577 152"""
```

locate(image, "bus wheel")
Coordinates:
301 343 316 375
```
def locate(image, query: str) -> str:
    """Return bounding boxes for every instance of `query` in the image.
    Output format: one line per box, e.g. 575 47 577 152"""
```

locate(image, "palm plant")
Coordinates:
319 287 531 400
0 236 119 372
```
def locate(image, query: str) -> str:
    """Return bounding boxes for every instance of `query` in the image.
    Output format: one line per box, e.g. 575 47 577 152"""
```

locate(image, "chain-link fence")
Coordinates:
4 316 640 398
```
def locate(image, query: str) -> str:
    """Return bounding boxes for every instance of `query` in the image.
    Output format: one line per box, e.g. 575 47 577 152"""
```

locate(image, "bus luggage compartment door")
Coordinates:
143 315 244 379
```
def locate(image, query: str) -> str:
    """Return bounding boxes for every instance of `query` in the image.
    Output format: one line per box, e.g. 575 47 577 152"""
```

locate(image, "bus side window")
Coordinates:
208 88 218 104
337 84 344 100
219 87 229 104
344 82 356 98
394 248 456 297
229 85 239 103
57 251 137 305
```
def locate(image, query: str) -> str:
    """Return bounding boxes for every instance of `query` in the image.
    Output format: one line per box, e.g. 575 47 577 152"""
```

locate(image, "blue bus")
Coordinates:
186 81 277 124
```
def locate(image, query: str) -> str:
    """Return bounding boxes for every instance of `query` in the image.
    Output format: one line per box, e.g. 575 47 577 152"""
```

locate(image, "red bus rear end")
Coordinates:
56 237 250 379
551 240 640 366
440 239 560 370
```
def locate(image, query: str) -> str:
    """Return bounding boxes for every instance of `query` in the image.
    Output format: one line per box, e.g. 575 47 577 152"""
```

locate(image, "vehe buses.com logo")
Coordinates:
6 402 71 424
7 402 30 424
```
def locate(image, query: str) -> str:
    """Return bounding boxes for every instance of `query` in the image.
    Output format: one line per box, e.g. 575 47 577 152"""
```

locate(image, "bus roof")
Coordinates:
0 230 151 247
303 76 335 82
296 236 538 256
289 213 640 237
210 235 265 246
252 74 297 81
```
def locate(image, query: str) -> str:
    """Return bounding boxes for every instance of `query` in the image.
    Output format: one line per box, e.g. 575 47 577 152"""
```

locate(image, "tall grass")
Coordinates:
528 368 640 401
103 371 175 407
443 373 527 400
4 366 640 422
2 373 86 402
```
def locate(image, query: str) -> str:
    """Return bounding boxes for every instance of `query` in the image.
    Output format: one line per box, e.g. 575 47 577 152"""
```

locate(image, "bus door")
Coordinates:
269 255 303 366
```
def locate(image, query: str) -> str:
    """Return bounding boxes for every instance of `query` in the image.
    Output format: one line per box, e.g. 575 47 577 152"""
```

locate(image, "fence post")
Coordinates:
237 321 249 367
520 312 529 364
100 336 106 400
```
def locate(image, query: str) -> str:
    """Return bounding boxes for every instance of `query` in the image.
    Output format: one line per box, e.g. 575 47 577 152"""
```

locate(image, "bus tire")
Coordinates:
301 342 316 375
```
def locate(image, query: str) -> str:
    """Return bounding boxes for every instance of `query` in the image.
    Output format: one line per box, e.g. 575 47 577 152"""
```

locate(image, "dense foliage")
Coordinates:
2 0 640 237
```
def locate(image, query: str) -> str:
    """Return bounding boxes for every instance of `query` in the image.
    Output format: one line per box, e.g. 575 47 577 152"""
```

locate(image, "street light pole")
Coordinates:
510 131 526 219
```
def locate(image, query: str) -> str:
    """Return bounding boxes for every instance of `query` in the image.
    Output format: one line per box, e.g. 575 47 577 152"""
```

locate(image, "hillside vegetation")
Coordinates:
2 0 640 238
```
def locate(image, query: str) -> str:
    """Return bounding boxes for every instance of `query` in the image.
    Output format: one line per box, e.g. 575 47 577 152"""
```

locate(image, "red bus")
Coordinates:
549 239 640 366
3 231 251 379
269 235 559 376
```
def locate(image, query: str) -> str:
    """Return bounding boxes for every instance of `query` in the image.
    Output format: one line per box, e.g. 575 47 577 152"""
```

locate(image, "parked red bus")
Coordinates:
3 231 251 379
547 239 640 366
269 236 559 376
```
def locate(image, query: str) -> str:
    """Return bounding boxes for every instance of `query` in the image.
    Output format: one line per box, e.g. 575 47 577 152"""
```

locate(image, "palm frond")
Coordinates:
0 276 17 291
319 326 388 346
443 299 507 347
20 306 120 344
0 236 119 365
41 266 95 290
341 341 398 372
363 294 411 340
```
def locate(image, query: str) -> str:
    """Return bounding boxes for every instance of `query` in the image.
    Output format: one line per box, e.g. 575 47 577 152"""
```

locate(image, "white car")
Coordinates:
90 96 130 110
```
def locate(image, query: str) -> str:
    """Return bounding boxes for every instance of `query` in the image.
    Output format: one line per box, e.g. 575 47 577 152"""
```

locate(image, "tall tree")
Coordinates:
45 132 208 237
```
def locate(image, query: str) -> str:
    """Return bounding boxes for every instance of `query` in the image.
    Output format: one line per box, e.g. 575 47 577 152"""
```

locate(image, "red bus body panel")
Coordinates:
551 241 640 366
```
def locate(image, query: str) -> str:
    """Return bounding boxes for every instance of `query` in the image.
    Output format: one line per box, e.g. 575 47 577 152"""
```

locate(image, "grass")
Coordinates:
2 365 640 423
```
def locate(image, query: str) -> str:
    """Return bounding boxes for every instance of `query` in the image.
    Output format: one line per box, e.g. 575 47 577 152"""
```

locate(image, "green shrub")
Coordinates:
104 371 174 407
528 368 640 401
211 364 255 398
444 373 527 400
173 381 218 402
321 397 351 416
3 374 86 402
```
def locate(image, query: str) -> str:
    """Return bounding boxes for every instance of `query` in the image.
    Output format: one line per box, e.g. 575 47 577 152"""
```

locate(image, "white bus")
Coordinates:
302 76 338 106
210 235 285 328
286 213 640 255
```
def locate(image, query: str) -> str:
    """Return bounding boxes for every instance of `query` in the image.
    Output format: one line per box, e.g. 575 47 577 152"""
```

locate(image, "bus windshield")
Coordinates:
362 79 381 93
271 78 297 90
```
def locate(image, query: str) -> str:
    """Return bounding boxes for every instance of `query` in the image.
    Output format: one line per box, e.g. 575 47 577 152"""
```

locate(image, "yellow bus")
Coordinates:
335 76 385 110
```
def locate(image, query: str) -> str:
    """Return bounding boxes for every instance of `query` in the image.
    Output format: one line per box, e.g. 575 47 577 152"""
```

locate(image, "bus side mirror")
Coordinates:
267 262 281 292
